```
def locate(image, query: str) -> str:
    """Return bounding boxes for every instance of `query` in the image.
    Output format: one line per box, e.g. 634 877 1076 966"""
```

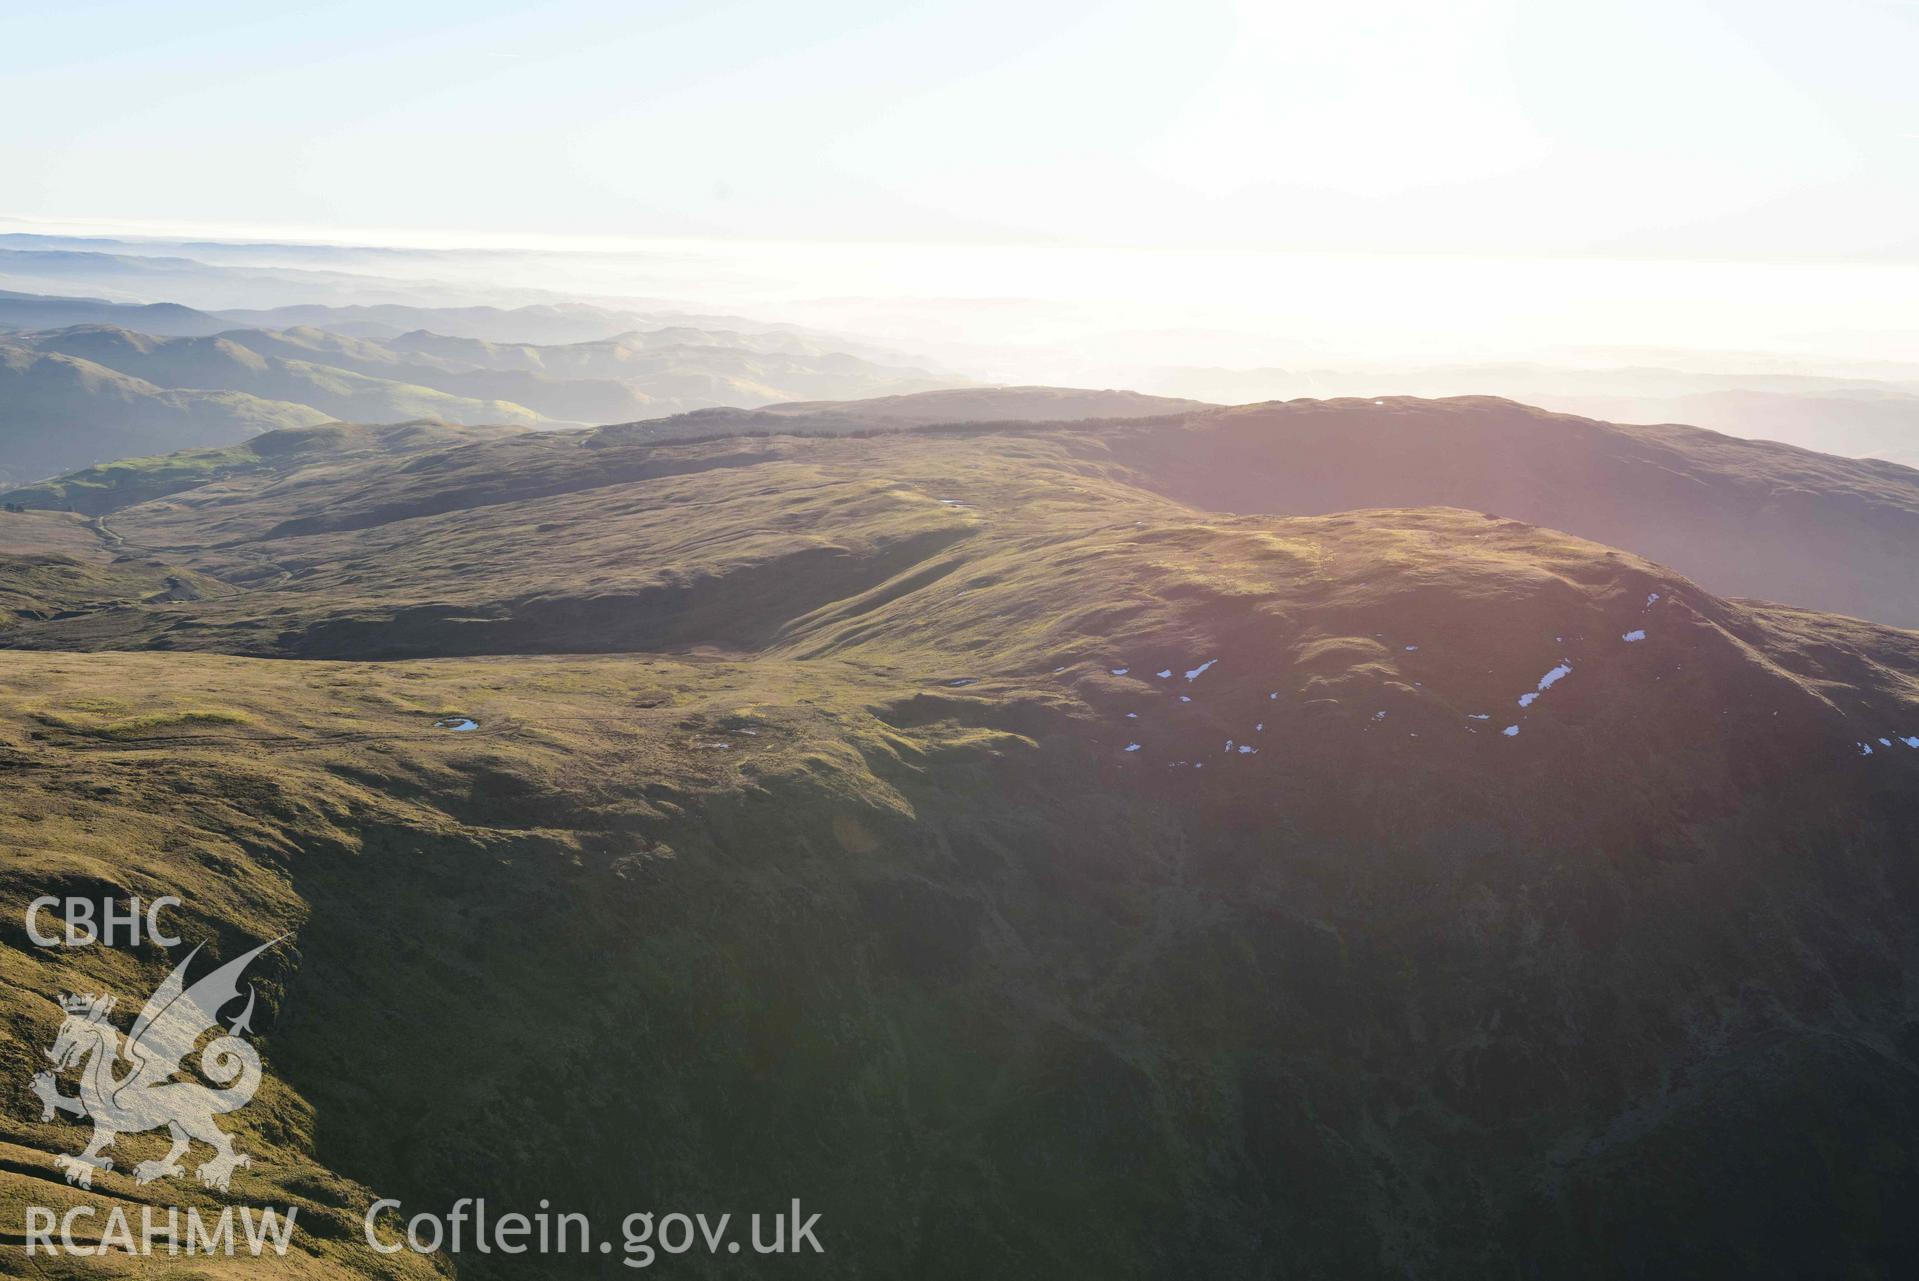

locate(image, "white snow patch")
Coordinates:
1179 695 1192 703
1536 662 1573 691
1646 592 1661 607
1622 629 1647 643
1184 659 1218 681
1502 725 1520 737
1859 742 1875 756
1110 667 1129 676
1374 710 1388 720
1125 712 1139 719
1903 737 1919 749
1255 722 1264 732
1125 743 1142 752
1468 713 1491 721
433 717 478 732
1237 745 1256 754
1518 692 1538 708
1404 644 1419 652
1157 669 1173 679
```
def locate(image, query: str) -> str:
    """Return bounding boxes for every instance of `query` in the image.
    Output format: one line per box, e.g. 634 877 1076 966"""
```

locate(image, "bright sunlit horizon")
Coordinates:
9 211 1919 383
5 0 1918 380
4 0 1916 258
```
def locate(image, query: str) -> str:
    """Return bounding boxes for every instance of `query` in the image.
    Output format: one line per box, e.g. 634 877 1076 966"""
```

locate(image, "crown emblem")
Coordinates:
59 993 109 1017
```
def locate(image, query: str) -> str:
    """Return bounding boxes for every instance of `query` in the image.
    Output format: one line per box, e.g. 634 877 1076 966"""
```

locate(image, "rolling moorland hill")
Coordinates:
1078 396 1919 630
0 386 1197 523
20 325 549 430
1149 362 1919 469
39 390 1902 639
0 420 522 518
0 403 1917 1277
0 342 331 488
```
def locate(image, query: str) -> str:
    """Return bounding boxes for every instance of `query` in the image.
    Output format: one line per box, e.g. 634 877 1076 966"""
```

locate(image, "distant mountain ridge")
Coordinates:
1092 395 1919 630
0 341 329 486
0 287 229 336
598 385 1212 442
23 325 547 428
0 290 963 483
1151 362 1919 470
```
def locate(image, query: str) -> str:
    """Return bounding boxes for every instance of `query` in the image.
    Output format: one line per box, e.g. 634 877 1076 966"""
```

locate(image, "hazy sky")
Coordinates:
5 0 1915 258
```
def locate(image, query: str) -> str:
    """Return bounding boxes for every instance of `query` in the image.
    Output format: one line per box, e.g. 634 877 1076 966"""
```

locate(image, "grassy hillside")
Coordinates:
3 401 1918 1277
1085 395 1919 629
0 342 330 487
3 574 1914 1278
0 420 516 516
23 327 550 429
10 392 1917 646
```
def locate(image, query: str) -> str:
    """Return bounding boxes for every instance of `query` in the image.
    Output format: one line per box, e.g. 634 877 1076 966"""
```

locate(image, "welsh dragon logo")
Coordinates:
32 936 283 1192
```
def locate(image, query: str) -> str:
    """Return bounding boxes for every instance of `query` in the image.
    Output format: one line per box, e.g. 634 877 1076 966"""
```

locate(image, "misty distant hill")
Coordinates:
214 301 914 355
1549 388 1919 470
0 341 328 486
216 301 685 346
23 326 547 429
0 288 229 336
0 298 964 482
751 385 1212 424
599 385 1211 441
1153 362 1919 470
